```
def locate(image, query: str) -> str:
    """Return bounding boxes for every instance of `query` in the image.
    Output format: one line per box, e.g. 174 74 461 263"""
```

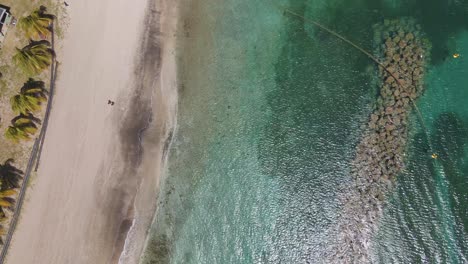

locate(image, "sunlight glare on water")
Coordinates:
140 0 468 263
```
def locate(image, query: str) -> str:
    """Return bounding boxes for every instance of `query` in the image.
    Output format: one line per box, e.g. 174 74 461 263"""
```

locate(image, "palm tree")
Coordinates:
5 126 32 143
0 212 7 240
5 121 38 143
12 113 42 126
0 189 16 208
5 115 40 143
13 41 54 76
10 93 43 115
17 8 54 40
0 159 24 190
10 79 48 115
21 78 48 100
0 208 5 220
0 205 7 241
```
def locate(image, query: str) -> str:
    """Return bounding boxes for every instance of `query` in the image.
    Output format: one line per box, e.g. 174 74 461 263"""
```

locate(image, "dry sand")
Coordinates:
5 0 178 263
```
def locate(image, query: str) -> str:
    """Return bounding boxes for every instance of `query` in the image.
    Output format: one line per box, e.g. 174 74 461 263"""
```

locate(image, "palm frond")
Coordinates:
12 113 42 126
10 94 43 115
12 117 36 126
0 190 16 208
21 78 48 95
5 126 31 143
13 42 54 76
20 125 38 135
17 10 54 39
0 200 13 208
0 189 17 197
0 226 5 240
0 160 24 190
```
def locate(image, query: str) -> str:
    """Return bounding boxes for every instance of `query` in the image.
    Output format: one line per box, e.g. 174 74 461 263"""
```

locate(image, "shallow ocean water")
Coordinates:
140 0 468 263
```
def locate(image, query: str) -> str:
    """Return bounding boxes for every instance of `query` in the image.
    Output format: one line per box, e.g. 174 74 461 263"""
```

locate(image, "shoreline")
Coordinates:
4 0 178 263
116 0 179 263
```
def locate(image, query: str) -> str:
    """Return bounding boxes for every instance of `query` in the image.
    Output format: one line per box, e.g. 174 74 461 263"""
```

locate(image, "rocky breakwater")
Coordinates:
329 18 431 263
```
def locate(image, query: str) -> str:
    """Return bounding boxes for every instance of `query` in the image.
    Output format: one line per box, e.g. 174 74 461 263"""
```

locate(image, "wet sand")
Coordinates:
5 0 178 263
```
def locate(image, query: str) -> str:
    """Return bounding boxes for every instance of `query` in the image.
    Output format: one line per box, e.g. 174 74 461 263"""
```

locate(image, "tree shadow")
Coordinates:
11 113 42 126
0 159 24 190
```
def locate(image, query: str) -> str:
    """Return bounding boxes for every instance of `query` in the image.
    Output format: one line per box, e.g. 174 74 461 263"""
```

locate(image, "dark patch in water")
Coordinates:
432 112 467 162
257 1 373 261
258 1 371 180
313 0 468 66
377 122 468 262
394 131 436 262
143 234 171 264
329 0 468 65
432 112 468 253
408 0 468 65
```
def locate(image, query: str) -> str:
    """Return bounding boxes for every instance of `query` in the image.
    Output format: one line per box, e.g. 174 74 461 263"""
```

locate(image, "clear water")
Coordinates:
140 0 468 263
375 31 468 263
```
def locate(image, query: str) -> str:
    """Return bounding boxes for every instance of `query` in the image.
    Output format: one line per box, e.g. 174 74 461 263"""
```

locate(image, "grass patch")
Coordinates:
0 0 61 166
0 0 65 245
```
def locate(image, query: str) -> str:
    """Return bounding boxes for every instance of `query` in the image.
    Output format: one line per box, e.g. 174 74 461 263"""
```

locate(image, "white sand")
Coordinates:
5 0 178 263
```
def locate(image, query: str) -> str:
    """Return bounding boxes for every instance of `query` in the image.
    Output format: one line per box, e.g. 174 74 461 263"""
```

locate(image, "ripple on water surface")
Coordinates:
141 0 468 263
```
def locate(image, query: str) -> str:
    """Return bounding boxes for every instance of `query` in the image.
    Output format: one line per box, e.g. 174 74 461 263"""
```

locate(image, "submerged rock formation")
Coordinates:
329 18 431 263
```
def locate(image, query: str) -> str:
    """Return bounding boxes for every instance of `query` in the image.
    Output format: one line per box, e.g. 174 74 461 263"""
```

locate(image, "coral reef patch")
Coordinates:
329 18 432 263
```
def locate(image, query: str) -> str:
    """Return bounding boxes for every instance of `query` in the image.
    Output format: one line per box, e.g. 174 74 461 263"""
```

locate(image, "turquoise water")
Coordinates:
376 31 468 263
141 0 468 263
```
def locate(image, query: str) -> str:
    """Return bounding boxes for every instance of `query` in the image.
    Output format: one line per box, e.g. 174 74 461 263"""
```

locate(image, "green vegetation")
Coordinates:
2 5 56 148
7 79 47 143
13 40 54 76
20 78 48 99
0 189 16 208
0 0 60 248
0 159 24 190
0 159 23 244
0 209 6 225
5 115 40 143
10 94 43 115
17 8 54 40
4 127 30 143
10 79 48 115
7 79 48 143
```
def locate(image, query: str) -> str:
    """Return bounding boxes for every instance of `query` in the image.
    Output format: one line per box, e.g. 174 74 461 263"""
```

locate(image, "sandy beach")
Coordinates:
5 0 178 263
